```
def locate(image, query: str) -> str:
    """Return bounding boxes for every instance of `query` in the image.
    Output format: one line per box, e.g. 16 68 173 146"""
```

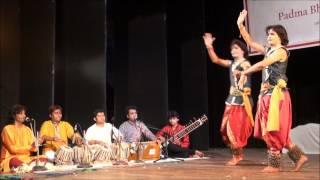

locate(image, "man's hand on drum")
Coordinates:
97 140 105 145
75 137 83 146
90 140 104 145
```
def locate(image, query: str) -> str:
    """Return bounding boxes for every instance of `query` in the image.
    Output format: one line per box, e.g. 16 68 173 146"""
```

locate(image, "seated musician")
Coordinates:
119 106 157 143
156 111 204 158
40 105 80 154
0 104 46 172
85 109 122 145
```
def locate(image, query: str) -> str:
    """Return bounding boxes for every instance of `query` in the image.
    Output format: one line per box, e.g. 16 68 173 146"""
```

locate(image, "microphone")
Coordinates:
139 119 160 131
25 117 35 122
72 124 77 144
145 124 161 131
74 123 83 137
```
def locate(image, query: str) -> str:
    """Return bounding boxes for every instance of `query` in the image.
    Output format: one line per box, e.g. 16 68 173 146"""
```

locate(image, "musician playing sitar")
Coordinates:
156 111 204 158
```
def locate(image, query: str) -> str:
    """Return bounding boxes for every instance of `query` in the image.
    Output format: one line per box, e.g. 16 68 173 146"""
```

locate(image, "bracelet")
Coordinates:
206 46 213 50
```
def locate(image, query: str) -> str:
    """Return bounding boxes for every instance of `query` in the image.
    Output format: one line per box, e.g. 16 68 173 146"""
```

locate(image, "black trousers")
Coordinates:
167 143 195 158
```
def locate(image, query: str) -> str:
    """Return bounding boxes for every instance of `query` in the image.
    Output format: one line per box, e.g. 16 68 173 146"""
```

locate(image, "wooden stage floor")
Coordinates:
18 149 320 179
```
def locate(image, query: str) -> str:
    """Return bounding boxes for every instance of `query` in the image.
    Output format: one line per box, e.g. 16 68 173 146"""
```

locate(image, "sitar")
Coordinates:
165 114 208 145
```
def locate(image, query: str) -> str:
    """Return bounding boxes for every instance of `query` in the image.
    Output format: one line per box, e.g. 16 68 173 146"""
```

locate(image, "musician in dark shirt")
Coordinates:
156 111 204 158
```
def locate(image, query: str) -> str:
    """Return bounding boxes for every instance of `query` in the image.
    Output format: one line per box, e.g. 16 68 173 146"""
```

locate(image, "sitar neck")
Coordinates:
168 117 205 142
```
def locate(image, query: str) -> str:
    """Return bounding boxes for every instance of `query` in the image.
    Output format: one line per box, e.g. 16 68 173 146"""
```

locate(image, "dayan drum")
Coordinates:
93 144 114 163
112 142 130 161
55 145 74 165
73 144 93 164
128 141 160 161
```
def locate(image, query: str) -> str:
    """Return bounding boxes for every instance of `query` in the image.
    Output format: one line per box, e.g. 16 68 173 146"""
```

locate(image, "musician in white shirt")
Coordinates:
85 110 122 145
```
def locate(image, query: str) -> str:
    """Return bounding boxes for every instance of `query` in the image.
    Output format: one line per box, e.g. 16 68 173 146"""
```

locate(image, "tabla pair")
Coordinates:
51 143 130 165
49 141 161 165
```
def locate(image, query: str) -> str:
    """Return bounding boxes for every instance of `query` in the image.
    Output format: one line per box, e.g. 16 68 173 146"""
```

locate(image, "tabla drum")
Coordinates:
55 145 74 165
88 144 102 161
128 141 160 161
112 142 130 161
73 144 93 164
93 144 114 163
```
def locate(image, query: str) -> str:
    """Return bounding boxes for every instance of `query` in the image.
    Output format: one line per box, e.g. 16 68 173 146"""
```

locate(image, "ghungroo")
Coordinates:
268 151 281 168
230 148 242 156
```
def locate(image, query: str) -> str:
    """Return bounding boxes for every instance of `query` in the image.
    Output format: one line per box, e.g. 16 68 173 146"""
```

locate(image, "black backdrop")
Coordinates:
1 0 319 150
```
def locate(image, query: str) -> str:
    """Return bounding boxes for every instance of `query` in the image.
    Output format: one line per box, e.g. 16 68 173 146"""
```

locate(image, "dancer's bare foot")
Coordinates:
226 156 243 166
261 166 280 173
194 150 204 158
293 155 308 172
226 158 237 166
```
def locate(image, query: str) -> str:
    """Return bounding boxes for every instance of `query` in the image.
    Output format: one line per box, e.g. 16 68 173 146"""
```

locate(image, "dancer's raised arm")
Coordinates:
237 10 265 54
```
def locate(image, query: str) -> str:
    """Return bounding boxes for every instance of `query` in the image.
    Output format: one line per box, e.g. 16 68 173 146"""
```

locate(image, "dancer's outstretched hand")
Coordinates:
237 9 247 27
202 33 216 48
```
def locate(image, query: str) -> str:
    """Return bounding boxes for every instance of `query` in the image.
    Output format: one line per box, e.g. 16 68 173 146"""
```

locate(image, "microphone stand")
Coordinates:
77 129 93 168
75 123 84 137
29 119 47 171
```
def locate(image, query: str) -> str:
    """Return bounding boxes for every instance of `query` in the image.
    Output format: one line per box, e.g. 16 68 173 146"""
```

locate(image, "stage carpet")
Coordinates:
1 148 318 180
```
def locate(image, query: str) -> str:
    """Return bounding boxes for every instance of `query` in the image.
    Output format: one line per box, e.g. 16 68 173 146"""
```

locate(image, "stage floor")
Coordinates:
15 149 320 179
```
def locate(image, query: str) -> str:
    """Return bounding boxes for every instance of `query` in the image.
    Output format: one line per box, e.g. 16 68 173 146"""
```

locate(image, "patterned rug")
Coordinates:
0 157 209 179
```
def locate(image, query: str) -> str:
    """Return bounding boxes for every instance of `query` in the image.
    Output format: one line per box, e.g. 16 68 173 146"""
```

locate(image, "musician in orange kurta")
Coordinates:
156 111 204 158
0 105 45 173
40 105 75 153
